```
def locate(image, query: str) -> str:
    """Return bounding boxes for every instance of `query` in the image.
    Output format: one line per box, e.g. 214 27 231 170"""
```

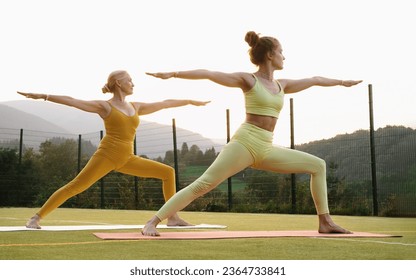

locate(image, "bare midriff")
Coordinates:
245 113 277 132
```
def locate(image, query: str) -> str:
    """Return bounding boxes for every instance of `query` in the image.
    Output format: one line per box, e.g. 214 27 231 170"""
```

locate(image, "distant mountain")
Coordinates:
0 104 70 133
0 101 222 158
2 100 107 133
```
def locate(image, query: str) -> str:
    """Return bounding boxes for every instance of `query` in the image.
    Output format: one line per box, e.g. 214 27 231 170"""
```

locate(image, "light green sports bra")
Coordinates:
244 75 285 118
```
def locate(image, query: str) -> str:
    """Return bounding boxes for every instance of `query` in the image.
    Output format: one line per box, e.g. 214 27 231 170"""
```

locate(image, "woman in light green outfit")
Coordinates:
142 31 362 236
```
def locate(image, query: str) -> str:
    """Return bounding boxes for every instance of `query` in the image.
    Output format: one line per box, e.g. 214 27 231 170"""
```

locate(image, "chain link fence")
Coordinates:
1 119 415 217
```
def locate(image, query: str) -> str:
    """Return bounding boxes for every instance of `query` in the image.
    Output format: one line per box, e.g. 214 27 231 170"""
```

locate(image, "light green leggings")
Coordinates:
156 122 329 220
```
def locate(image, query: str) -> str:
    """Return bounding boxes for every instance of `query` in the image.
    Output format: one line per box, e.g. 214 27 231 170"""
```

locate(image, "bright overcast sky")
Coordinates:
1 0 415 146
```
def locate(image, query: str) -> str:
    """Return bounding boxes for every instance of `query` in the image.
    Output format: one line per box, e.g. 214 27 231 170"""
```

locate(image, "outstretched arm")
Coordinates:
279 77 363 94
17 91 109 118
136 99 210 116
146 70 252 91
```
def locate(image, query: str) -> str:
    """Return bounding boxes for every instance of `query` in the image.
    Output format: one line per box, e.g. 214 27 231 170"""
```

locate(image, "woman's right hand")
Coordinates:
145 72 176 79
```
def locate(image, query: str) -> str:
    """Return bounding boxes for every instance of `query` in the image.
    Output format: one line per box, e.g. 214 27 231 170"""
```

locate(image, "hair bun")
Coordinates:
102 84 111 94
245 31 259 47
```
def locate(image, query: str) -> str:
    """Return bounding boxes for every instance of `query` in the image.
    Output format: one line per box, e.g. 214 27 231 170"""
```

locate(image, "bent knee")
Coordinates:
161 165 175 180
313 158 326 174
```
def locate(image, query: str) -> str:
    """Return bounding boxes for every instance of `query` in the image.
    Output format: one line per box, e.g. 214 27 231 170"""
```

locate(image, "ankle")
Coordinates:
148 216 161 226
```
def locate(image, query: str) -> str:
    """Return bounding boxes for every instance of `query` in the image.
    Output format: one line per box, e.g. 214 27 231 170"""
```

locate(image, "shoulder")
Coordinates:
130 101 139 111
276 78 301 93
240 72 256 92
131 101 150 115
276 79 288 89
98 100 111 111
95 100 112 118
131 101 144 111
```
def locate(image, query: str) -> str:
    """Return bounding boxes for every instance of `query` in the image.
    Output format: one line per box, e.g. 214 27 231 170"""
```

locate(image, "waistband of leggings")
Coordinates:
238 122 274 140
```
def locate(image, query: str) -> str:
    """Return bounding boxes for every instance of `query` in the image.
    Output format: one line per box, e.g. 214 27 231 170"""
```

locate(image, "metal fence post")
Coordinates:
290 98 297 213
368 84 379 216
99 130 104 209
226 109 232 210
77 134 81 173
172 119 180 191
134 135 139 209
18 129 23 192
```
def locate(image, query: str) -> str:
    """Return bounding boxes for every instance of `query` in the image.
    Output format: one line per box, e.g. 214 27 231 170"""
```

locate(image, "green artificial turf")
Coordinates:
1 208 415 260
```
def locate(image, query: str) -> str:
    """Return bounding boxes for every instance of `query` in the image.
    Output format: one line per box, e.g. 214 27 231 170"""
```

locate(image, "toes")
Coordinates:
141 229 160 237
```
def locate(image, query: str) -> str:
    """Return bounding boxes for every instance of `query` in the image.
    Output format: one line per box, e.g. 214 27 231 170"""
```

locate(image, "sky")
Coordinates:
1 0 415 147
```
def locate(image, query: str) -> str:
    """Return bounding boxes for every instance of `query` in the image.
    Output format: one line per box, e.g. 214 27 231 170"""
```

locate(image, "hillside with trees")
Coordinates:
295 125 416 180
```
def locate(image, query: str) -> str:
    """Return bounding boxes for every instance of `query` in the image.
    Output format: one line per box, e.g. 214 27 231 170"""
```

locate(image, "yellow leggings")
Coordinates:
37 152 175 218
156 123 329 220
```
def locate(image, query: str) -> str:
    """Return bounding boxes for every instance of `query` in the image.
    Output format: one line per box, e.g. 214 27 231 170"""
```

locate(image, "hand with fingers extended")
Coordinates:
189 100 210 106
146 72 176 79
17 91 48 100
341 80 363 87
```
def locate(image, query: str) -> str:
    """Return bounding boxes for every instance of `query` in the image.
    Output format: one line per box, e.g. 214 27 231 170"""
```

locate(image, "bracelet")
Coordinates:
173 71 179 78
44 94 49 101
340 80 344 86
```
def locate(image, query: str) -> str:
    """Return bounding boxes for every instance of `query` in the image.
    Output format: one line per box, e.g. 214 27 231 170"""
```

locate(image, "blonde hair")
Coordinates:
102 70 128 93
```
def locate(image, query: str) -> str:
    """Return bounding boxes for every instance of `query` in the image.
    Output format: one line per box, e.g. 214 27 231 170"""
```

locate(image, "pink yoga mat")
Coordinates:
93 230 400 240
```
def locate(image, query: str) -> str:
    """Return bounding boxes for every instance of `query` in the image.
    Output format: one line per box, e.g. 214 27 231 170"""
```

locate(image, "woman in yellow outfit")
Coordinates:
142 31 362 236
17 70 209 229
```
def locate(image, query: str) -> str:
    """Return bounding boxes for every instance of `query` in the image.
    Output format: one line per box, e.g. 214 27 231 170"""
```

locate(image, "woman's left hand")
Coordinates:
17 91 47 100
341 80 363 87
146 72 175 79
190 100 211 106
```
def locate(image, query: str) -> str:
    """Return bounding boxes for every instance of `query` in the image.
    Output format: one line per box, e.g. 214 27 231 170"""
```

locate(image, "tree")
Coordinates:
34 139 79 205
0 148 39 206
180 142 189 159
163 150 174 165
0 148 19 206
203 147 217 165
188 144 204 165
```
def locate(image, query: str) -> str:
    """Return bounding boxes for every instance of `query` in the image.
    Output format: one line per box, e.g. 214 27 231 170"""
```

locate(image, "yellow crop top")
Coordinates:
244 75 285 118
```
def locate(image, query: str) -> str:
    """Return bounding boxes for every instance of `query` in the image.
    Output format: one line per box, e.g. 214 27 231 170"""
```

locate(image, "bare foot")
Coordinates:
318 213 352 234
167 213 193 227
141 216 161 236
26 214 41 229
